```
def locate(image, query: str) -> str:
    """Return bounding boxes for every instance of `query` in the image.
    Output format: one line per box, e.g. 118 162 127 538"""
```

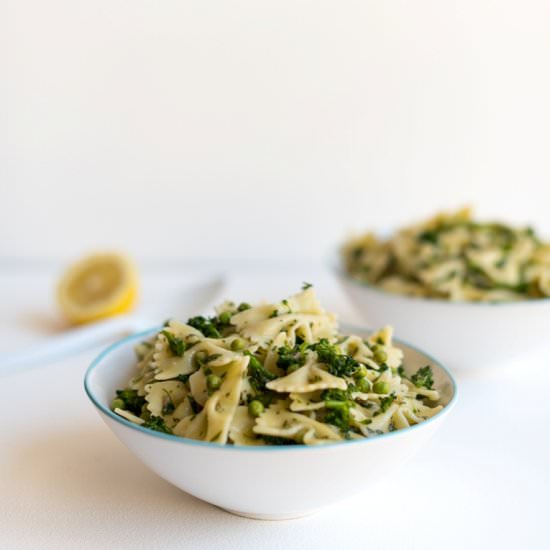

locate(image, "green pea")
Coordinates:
219 311 232 325
374 349 388 364
248 400 264 417
354 365 368 379
356 377 371 393
373 381 390 394
231 338 246 351
206 374 222 392
195 350 208 365
111 398 125 410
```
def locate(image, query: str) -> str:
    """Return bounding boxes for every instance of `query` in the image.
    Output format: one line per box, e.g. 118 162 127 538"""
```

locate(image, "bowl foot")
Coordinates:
220 507 320 521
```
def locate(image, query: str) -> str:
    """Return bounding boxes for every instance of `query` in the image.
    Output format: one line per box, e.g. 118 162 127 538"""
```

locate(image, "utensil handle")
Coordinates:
0 315 146 375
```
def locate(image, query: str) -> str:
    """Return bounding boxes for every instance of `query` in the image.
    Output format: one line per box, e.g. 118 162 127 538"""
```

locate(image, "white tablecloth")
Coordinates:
1 263 548 549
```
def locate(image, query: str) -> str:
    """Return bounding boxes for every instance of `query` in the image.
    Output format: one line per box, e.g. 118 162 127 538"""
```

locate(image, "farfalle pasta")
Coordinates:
111 287 443 446
342 207 550 302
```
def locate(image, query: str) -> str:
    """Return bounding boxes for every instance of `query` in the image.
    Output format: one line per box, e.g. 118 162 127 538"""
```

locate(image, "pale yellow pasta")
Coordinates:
113 287 443 446
343 207 550 302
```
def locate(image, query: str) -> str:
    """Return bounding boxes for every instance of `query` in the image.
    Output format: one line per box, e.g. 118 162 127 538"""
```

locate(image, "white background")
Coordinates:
2 0 550 263
2 5 550 548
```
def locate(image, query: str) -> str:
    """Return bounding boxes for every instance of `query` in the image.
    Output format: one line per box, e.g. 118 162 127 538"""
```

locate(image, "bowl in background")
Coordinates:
336 265 550 372
84 326 456 520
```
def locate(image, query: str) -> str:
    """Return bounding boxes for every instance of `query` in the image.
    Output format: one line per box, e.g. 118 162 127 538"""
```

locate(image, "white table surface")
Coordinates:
1 262 549 550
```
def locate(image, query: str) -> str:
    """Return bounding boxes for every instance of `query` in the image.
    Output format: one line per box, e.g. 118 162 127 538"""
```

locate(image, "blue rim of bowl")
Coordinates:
332 257 550 308
84 326 458 452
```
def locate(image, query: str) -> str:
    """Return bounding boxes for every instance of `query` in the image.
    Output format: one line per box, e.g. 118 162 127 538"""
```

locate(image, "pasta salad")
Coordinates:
342 207 550 302
111 286 442 445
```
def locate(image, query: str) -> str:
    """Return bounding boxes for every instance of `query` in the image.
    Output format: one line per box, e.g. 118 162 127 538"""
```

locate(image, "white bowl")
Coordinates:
84 327 457 520
336 267 550 372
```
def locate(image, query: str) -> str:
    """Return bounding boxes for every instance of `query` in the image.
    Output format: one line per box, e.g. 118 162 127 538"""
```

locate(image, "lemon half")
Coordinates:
57 252 139 324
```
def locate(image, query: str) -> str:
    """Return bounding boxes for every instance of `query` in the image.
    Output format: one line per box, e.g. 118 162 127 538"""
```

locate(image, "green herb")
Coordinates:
321 389 354 432
311 339 360 377
187 395 203 414
161 389 176 415
379 394 395 412
411 365 434 389
161 330 186 356
237 302 251 312
260 435 298 445
186 316 222 338
418 230 439 245
276 343 308 373
176 374 190 383
115 389 146 415
302 282 313 290
245 352 277 393
143 416 172 434
324 402 352 432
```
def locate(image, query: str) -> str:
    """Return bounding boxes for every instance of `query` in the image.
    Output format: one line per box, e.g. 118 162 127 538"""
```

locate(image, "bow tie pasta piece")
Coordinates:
114 408 145 425
228 406 266 446
253 405 342 445
231 288 337 347
289 391 325 412
175 358 248 444
338 335 374 364
152 321 203 380
173 410 207 440
266 361 347 394
239 314 336 347
144 381 187 417
200 358 248 443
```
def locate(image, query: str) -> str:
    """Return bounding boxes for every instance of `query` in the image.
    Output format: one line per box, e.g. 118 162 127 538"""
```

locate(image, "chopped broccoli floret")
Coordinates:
311 339 360 377
143 416 172 434
161 330 186 356
321 388 349 402
186 316 222 338
245 352 276 393
418 230 439 244
379 394 396 413
115 389 146 415
260 435 298 445
411 366 434 389
321 388 354 432
276 343 308 372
